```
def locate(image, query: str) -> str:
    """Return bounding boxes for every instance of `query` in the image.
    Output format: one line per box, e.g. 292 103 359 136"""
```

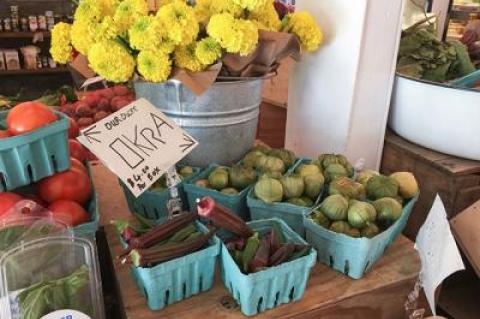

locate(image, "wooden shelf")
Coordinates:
452 4 480 13
0 67 69 75
0 31 51 39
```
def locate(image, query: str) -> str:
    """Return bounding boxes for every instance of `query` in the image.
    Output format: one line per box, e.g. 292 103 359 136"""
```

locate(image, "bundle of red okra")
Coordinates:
115 197 310 273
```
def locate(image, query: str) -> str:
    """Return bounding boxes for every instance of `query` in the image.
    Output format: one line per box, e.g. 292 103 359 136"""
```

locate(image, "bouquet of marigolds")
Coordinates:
50 0 323 83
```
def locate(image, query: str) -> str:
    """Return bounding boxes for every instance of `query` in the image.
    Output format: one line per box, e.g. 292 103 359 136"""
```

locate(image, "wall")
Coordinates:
285 0 405 169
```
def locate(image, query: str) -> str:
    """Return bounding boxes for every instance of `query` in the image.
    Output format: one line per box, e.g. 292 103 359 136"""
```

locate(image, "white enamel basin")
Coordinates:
389 74 480 161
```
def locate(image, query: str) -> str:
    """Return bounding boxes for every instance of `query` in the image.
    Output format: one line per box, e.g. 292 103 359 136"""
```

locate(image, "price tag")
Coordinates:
77 98 198 197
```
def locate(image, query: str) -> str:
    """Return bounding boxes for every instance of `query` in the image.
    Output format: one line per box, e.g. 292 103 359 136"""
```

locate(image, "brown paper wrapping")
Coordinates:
222 30 301 77
170 62 222 95
68 31 300 96
69 54 96 79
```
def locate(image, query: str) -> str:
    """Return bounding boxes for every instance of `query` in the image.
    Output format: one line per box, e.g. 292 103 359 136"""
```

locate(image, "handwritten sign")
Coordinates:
414 195 464 315
77 98 198 197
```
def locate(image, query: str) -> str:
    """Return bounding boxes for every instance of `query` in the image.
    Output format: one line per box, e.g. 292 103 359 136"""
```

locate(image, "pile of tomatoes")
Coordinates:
0 101 93 226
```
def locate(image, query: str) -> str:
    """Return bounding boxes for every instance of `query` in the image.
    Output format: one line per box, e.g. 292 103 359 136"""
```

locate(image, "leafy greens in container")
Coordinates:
0 206 104 319
397 23 475 82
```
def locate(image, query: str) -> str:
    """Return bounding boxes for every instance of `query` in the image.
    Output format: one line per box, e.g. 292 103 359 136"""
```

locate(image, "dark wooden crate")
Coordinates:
381 130 480 240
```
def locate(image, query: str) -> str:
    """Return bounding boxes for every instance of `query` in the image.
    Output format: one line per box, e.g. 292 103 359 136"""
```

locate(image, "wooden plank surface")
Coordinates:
91 163 420 319
384 131 480 175
105 226 419 319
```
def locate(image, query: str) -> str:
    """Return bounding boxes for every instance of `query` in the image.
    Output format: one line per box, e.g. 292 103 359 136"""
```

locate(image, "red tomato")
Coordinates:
23 194 48 208
38 168 92 204
67 117 80 139
0 130 11 139
48 200 90 226
0 193 23 216
71 157 88 174
7 102 57 135
69 139 88 162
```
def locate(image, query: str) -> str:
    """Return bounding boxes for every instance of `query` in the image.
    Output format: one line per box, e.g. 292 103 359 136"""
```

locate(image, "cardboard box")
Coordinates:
4 49 20 70
450 200 480 278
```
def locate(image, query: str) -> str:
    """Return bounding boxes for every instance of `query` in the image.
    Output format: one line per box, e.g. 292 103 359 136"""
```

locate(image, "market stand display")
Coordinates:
0 1 445 318
91 163 421 318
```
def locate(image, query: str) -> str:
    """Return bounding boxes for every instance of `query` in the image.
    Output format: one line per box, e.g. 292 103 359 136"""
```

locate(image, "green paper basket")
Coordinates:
303 195 419 279
72 163 100 238
184 164 254 221
219 218 317 316
131 221 221 310
0 111 70 192
247 158 322 236
120 166 200 223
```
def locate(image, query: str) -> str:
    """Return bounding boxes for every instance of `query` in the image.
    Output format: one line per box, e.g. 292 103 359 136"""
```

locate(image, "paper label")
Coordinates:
414 195 465 315
41 310 91 319
77 98 198 197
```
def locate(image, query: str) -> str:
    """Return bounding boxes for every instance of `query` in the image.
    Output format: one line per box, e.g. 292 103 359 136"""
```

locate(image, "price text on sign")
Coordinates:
77 98 198 197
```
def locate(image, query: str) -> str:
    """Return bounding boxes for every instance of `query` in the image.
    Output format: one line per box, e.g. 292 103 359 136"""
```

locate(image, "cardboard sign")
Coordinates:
414 195 465 315
77 99 198 197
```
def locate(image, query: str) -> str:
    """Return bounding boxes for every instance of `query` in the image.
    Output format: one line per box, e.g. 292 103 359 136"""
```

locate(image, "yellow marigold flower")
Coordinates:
211 0 243 17
194 0 214 24
207 14 259 56
158 0 175 5
50 22 72 64
174 43 206 72
281 12 323 52
156 1 199 46
232 0 267 11
248 0 281 31
114 0 149 33
71 19 96 55
235 19 258 56
195 37 222 65
88 40 136 82
94 16 120 42
98 0 121 17
137 50 172 82
129 16 159 51
74 0 103 22
207 14 235 48
195 0 243 25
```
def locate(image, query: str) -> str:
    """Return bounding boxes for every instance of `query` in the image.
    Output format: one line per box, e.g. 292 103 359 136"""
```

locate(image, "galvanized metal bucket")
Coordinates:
134 79 264 167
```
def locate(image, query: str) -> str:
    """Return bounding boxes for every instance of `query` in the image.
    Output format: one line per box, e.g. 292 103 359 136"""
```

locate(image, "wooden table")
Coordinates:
92 163 421 319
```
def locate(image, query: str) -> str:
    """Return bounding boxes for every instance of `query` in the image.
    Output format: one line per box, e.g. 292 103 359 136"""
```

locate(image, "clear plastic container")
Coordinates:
0 236 104 319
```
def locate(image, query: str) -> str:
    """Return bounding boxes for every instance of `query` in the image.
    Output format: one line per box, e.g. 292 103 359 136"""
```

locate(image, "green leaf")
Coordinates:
20 285 50 319
18 266 90 318
0 226 27 251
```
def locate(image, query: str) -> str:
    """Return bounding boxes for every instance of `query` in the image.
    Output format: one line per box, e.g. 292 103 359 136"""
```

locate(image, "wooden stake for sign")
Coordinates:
165 166 183 219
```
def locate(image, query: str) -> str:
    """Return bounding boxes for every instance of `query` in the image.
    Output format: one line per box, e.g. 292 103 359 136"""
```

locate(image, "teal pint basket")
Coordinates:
0 111 70 192
120 166 200 223
220 218 317 316
184 164 254 221
73 163 100 238
131 221 220 310
304 194 419 279
247 158 322 236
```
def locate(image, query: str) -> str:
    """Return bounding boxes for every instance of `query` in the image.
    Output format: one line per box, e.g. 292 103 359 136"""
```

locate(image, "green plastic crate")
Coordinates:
120 167 200 223
72 163 100 238
131 221 220 310
184 164 254 221
304 195 419 279
0 111 70 191
247 158 322 236
219 218 317 316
